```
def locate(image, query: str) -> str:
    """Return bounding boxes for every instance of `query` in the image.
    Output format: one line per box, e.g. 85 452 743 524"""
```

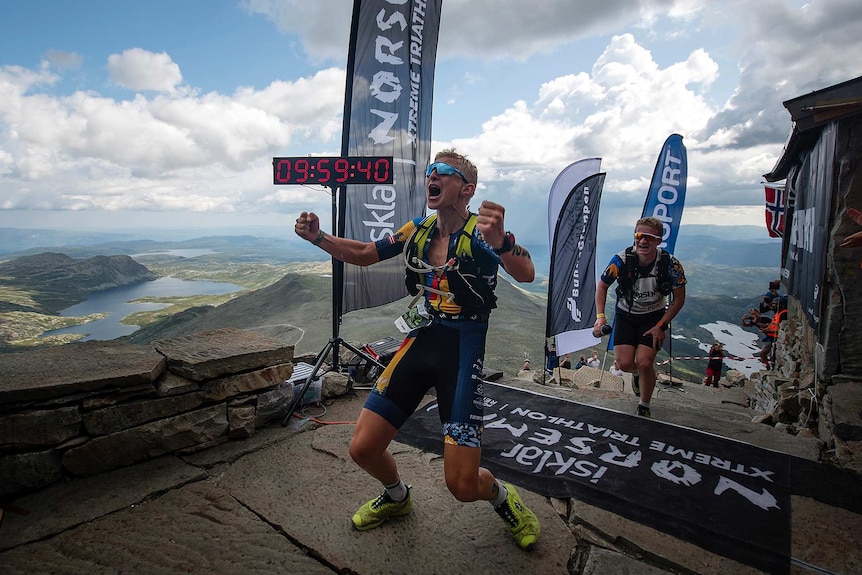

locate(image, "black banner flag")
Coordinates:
546 171 606 356
341 0 442 314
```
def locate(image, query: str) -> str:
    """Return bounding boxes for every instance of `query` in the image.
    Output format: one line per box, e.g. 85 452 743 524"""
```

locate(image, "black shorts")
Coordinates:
364 319 487 448
612 309 665 348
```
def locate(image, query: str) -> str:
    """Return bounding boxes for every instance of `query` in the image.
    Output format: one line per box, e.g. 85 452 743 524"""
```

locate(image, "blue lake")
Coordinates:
43 277 243 341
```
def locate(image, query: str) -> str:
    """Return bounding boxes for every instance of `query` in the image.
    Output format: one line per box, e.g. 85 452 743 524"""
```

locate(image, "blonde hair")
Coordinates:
636 217 663 236
434 148 478 184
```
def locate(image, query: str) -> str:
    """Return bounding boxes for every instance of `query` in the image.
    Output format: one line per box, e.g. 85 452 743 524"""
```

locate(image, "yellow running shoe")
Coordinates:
494 483 541 551
351 486 412 531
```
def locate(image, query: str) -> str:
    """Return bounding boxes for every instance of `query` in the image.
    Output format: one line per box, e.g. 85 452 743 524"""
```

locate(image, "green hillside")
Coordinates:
118 264 767 381
0 230 780 381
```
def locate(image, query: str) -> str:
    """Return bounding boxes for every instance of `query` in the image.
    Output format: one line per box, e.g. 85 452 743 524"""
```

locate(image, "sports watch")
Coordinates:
493 231 515 255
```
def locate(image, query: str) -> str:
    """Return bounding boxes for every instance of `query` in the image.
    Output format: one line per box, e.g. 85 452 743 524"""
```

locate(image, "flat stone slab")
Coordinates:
582 546 672 575
0 341 166 403
569 498 763 574
153 328 294 381
0 481 330 575
790 494 862 575
1 390 859 575
0 455 205 550
216 420 575 575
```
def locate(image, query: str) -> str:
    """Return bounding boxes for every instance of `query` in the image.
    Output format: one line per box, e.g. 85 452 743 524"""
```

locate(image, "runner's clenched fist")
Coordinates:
476 200 506 250
295 212 320 243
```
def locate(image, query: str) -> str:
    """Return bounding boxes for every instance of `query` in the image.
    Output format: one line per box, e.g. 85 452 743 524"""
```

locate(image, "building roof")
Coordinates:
763 75 862 182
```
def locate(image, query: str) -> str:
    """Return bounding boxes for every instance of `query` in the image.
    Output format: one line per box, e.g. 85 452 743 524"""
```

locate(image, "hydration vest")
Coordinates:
404 213 497 314
615 246 673 308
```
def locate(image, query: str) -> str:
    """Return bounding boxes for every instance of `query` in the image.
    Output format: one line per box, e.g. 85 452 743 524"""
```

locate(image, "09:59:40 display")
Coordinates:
272 156 393 185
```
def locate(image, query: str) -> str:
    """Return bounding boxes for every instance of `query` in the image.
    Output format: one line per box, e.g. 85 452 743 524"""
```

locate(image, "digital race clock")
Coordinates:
272 156 394 185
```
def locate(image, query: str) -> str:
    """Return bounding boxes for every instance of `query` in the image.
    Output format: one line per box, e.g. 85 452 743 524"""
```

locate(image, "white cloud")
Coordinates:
242 0 706 64
436 0 704 61
241 0 352 62
451 34 720 196
2 0 861 241
703 0 862 147
0 59 345 215
107 48 183 94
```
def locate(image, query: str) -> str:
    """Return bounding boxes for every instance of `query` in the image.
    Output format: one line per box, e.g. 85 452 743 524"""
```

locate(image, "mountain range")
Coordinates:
0 252 157 313
0 225 782 380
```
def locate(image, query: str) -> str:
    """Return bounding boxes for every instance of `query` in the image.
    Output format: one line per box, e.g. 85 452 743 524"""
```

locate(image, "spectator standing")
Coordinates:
759 280 781 313
545 338 558 373
741 307 774 368
705 342 725 387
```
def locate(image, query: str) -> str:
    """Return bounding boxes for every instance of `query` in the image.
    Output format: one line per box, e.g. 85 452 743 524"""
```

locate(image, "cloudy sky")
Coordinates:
2 0 861 244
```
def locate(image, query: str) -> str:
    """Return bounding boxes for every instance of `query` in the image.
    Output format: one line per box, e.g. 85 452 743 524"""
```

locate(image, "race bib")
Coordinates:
395 303 431 334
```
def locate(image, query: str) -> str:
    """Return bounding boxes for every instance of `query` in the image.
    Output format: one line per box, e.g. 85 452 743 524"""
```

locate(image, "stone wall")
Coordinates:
769 284 862 476
750 307 807 422
0 328 346 498
776 297 862 476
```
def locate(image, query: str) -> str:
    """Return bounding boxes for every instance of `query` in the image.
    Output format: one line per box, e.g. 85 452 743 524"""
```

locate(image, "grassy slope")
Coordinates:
123 262 773 381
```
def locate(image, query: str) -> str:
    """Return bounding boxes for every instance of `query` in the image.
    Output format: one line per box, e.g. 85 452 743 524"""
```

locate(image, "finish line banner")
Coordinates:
397 383 791 574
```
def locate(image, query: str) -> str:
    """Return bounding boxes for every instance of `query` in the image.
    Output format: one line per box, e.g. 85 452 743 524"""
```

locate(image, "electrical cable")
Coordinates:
292 405 356 426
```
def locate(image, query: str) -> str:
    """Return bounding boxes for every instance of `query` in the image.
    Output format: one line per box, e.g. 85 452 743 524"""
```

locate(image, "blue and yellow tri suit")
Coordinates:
364 214 503 448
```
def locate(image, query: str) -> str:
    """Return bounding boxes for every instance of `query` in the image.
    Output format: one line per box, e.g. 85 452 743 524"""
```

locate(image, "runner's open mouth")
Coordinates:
428 185 442 197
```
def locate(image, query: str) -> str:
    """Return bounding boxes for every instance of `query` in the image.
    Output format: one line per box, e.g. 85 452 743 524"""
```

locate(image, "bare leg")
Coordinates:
613 344 637 374
443 442 541 550
636 343 659 404
348 408 400 485
442 443 496 502
348 408 414 532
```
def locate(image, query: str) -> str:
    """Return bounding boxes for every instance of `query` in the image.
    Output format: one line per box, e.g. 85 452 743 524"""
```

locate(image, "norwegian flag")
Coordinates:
765 185 785 238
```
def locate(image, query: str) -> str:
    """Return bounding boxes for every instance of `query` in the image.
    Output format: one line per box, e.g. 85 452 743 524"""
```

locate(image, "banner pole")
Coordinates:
329 0 363 362
282 0 365 427
331 186 343 343
668 324 673 386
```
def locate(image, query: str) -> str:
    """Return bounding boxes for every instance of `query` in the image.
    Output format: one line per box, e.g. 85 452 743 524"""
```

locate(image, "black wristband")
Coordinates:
493 231 515 255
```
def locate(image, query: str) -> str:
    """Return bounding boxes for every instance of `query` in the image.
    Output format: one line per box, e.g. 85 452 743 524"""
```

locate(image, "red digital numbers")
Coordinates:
316 158 331 183
335 158 350 183
275 158 292 183
294 158 309 183
373 158 390 182
355 159 371 181
273 156 393 185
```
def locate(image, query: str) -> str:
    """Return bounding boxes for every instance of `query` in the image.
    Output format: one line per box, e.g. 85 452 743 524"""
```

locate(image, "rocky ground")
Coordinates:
0 367 859 575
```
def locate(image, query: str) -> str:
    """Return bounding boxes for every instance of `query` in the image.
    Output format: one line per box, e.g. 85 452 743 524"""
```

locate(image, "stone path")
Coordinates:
1 377 860 575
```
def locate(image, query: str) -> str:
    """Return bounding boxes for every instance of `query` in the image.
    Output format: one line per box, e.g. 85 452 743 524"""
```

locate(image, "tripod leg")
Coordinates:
282 340 333 427
280 337 393 427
